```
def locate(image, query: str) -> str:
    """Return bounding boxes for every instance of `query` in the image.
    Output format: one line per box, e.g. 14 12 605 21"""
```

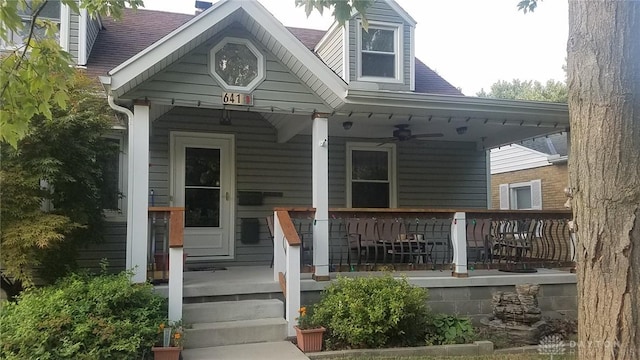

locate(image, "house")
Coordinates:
8 0 574 344
490 132 569 210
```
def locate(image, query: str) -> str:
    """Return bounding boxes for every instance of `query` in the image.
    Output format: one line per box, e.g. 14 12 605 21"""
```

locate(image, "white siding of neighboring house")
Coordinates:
348 0 413 90
316 25 344 78
490 144 551 174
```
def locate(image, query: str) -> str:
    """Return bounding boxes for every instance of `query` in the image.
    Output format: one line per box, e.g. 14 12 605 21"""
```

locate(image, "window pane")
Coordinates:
100 139 120 210
352 150 388 180
185 188 220 227
19 1 60 20
361 53 395 78
185 148 220 187
361 28 394 52
514 187 532 209
352 182 389 208
215 43 258 87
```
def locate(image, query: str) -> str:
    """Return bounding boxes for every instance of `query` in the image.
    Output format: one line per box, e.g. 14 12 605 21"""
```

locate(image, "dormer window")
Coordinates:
357 22 402 82
2 1 61 49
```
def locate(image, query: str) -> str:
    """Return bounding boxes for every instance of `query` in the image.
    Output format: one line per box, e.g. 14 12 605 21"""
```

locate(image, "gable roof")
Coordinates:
86 7 461 96
519 132 568 156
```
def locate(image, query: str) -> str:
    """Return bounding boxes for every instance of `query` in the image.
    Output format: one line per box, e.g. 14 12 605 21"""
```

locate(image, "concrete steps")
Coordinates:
183 299 287 349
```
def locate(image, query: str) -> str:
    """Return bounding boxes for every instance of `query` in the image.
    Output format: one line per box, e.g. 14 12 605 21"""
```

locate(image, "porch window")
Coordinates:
499 180 542 210
357 22 402 82
99 135 126 218
347 143 397 208
209 37 265 92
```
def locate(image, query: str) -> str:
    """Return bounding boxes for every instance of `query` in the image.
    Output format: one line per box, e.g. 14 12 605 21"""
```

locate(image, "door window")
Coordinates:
184 147 220 227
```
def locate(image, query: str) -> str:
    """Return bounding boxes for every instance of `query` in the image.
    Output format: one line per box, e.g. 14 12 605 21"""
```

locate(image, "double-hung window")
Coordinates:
499 180 542 210
358 22 402 81
2 1 61 49
347 143 396 208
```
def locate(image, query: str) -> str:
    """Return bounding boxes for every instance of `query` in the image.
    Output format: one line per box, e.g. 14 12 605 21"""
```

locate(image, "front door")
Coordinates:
171 132 235 260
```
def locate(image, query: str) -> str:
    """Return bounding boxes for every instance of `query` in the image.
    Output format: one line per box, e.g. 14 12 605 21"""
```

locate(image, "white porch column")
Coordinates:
451 212 469 278
311 113 330 281
127 102 150 283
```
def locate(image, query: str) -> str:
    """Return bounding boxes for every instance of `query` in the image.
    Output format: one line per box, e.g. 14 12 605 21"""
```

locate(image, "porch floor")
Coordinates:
155 266 576 298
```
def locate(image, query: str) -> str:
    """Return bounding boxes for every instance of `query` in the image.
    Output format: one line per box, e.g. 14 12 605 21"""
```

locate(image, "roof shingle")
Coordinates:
86 8 462 96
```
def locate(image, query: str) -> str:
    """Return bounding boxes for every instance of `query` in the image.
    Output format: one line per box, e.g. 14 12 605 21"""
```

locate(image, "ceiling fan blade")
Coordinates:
412 133 444 138
375 137 399 146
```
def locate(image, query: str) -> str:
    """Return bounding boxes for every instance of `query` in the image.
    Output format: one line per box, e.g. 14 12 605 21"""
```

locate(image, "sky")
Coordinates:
139 0 569 96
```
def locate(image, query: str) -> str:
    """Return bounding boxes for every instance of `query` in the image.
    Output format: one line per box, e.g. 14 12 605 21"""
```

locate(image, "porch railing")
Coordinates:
278 208 573 275
148 207 184 322
271 210 301 337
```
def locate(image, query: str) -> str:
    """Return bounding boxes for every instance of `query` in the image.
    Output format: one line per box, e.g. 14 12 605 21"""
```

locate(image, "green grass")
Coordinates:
326 355 577 360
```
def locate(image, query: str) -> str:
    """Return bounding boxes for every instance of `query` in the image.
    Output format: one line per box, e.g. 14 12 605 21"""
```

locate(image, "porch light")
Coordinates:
456 126 467 135
343 121 353 130
220 110 232 125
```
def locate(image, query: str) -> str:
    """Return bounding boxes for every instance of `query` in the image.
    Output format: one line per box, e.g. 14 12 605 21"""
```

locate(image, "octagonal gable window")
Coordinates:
209 37 265 92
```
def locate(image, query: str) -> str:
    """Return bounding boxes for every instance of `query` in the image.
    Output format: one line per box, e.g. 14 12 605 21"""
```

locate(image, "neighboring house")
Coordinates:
490 133 569 210
9 0 569 278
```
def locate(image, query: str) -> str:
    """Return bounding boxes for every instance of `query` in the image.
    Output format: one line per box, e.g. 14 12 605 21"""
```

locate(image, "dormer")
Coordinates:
315 0 416 91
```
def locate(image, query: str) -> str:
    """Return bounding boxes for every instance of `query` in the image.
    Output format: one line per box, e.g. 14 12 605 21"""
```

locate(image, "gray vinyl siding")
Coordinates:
145 108 486 266
125 29 330 113
69 12 79 63
149 107 313 267
316 26 344 78
348 0 412 90
77 222 126 273
328 139 488 208
85 15 100 58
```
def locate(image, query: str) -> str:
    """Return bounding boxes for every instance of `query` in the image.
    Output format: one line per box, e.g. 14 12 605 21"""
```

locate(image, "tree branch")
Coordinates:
0 1 48 99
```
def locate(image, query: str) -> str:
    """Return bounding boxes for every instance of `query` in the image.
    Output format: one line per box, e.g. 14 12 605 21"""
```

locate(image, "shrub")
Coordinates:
425 314 475 345
0 270 166 360
311 274 431 349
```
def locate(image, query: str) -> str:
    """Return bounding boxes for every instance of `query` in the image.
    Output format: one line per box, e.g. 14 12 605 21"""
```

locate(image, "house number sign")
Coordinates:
222 92 253 106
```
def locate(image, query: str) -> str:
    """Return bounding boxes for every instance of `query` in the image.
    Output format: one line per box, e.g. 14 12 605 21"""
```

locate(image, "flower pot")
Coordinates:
294 326 325 352
151 346 181 360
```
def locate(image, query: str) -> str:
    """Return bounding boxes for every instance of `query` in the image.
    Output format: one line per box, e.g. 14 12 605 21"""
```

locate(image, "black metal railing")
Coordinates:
466 211 574 271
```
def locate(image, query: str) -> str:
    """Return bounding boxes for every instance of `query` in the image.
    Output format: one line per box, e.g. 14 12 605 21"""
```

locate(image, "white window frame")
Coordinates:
346 142 397 208
208 37 266 92
1 2 62 50
499 180 542 210
103 133 127 221
356 20 403 83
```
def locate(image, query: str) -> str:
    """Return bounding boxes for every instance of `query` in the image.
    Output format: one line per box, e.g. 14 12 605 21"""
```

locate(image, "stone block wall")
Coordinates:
301 282 577 325
491 164 569 210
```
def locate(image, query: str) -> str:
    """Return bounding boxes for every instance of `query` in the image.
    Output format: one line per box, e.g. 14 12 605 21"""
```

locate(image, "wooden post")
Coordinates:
312 113 330 281
451 212 469 278
129 103 150 283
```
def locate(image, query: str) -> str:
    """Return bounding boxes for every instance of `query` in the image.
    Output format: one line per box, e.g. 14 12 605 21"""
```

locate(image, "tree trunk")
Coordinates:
568 2 640 359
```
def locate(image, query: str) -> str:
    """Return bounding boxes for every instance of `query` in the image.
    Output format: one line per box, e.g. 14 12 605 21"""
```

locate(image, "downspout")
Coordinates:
102 77 136 272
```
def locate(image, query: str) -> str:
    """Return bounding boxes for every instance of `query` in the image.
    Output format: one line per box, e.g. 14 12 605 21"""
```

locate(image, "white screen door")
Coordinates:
172 133 235 259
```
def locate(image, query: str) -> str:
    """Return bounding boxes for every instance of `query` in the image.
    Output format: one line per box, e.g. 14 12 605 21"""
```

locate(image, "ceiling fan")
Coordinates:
377 124 444 144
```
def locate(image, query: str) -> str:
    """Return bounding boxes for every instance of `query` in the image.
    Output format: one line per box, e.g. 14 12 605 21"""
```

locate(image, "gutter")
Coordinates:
100 76 135 271
548 154 569 165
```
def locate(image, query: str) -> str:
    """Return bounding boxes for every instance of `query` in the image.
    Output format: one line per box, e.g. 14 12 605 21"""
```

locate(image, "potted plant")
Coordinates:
294 306 325 352
151 320 185 360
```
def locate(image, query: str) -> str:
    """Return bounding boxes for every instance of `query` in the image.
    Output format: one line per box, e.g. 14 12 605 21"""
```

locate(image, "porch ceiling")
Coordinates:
264 91 569 149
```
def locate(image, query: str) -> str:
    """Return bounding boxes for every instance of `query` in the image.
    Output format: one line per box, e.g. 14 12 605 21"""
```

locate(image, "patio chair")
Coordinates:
346 218 385 265
488 219 535 272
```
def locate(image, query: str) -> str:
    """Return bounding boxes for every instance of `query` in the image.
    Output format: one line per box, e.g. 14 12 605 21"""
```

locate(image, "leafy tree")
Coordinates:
0 0 143 147
0 73 118 300
476 79 567 103
295 0 373 28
